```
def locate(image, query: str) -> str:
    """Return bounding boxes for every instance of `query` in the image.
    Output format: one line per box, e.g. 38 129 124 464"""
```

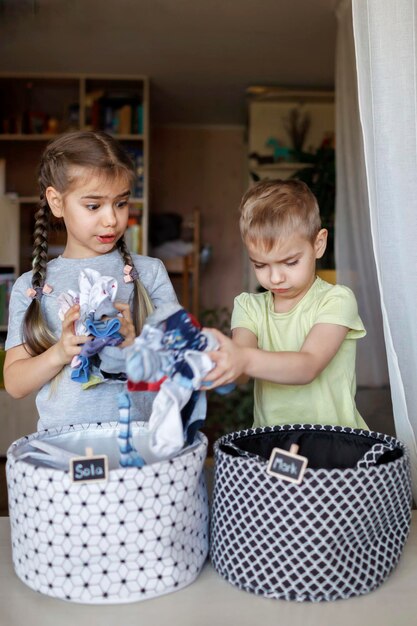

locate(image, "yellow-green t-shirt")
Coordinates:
231 277 367 429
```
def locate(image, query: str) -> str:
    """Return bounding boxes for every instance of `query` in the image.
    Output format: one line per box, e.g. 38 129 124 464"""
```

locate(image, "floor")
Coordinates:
0 386 396 516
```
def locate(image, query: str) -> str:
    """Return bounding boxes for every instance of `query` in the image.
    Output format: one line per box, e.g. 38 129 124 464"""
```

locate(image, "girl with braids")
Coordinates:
3 130 178 429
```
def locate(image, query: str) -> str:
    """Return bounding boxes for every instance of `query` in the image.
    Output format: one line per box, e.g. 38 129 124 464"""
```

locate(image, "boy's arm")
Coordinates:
205 323 349 388
230 327 258 385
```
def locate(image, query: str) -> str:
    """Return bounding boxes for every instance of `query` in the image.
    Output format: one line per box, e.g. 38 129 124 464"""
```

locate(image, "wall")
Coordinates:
150 125 247 314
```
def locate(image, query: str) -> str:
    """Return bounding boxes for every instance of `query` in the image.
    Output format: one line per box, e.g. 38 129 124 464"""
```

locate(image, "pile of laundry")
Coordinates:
58 268 126 388
51 269 229 469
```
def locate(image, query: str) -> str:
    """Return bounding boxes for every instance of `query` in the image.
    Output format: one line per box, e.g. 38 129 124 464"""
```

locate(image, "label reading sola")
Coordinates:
70 447 109 484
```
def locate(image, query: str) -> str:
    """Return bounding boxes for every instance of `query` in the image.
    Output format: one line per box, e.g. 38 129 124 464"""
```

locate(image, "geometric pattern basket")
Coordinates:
210 424 412 602
7 422 209 604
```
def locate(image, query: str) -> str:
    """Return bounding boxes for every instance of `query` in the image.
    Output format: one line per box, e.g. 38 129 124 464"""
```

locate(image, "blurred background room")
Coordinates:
1 1 408 507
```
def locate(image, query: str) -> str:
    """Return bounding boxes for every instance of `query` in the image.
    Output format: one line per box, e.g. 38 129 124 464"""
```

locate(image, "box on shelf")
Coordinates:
0 266 15 327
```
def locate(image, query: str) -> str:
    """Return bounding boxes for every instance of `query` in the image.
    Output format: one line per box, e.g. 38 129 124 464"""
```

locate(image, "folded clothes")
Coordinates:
71 317 123 383
123 304 222 461
59 269 125 385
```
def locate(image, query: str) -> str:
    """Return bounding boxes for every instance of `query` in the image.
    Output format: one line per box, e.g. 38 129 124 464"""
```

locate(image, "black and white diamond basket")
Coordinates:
210 424 413 602
7 422 209 603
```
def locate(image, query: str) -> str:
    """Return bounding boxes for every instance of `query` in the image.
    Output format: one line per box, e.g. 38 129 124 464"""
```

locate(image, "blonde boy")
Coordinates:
206 179 367 429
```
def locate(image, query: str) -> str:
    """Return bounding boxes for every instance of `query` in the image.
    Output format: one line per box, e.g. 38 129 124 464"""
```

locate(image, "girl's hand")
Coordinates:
203 328 249 388
54 304 91 365
115 302 136 347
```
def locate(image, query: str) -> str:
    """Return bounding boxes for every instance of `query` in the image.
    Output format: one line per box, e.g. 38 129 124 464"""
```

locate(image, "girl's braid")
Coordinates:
22 194 55 355
116 237 154 334
31 194 50 289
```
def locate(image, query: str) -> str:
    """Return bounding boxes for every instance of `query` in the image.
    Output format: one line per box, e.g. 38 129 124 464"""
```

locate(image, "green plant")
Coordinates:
199 306 232 336
292 141 336 268
202 381 254 453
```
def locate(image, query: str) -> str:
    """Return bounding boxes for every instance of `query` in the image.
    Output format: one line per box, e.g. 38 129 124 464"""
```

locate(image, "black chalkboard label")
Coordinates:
266 444 308 484
70 448 108 484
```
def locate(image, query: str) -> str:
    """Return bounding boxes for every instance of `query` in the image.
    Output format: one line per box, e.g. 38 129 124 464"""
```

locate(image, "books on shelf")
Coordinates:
118 105 132 135
125 218 142 255
0 267 15 328
126 147 145 198
89 91 144 135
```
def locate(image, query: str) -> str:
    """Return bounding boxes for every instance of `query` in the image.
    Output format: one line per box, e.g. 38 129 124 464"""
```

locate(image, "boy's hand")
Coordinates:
115 301 136 347
203 328 249 388
54 304 91 365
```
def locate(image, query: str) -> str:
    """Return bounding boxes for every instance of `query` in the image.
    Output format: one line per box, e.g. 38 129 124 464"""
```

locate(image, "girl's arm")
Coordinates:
205 323 349 388
3 305 90 399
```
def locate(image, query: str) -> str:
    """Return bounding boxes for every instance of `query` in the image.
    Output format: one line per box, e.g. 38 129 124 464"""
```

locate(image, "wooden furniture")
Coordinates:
0 514 416 624
164 208 201 317
0 72 150 272
317 269 337 285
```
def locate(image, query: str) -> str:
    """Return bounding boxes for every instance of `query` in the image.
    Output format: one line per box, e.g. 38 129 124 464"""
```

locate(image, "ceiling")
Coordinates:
0 0 338 125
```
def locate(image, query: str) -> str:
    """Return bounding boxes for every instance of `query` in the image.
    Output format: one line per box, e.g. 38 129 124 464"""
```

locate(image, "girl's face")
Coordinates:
246 229 327 313
46 168 131 259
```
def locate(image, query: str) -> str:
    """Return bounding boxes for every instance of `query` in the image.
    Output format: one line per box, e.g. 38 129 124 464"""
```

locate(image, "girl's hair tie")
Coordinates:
123 264 139 283
26 283 53 300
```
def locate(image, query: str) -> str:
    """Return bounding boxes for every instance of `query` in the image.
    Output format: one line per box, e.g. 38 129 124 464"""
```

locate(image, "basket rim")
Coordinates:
212 423 409 477
7 421 208 476
214 423 406 450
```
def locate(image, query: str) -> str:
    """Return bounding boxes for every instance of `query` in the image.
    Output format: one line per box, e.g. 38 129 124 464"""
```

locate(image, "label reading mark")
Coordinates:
266 444 308 485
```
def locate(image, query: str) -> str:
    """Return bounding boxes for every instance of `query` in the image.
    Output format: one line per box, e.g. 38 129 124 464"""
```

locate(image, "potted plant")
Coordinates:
292 136 336 270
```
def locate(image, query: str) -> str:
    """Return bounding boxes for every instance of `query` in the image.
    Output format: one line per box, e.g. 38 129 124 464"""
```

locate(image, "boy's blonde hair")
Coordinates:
239 179 322 250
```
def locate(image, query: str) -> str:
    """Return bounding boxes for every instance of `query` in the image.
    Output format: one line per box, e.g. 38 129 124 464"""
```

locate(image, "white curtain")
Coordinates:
349 0 417 497
335 0 389 387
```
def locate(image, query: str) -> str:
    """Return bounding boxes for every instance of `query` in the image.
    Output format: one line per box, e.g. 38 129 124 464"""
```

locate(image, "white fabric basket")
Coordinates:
210 424 412 602
7 422 209 603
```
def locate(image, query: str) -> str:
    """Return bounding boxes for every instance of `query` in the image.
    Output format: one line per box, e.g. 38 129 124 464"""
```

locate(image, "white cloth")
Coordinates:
58 268 118 336
125 307 216 459
335 0 388 386
351 0 417 498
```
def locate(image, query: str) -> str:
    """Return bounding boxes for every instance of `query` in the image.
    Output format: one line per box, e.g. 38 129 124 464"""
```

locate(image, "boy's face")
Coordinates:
246 229 327 313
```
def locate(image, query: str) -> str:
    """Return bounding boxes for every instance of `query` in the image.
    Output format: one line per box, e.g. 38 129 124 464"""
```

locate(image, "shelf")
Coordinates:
112 134 144 141
0 72 150 267
250 162 312 171
14 196 37 203
0 133 144 141
15 196 144 204
0 134 62 141
247 86 335 103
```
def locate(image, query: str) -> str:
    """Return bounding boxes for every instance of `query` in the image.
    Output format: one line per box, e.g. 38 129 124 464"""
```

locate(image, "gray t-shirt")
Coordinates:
6 250 178 430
